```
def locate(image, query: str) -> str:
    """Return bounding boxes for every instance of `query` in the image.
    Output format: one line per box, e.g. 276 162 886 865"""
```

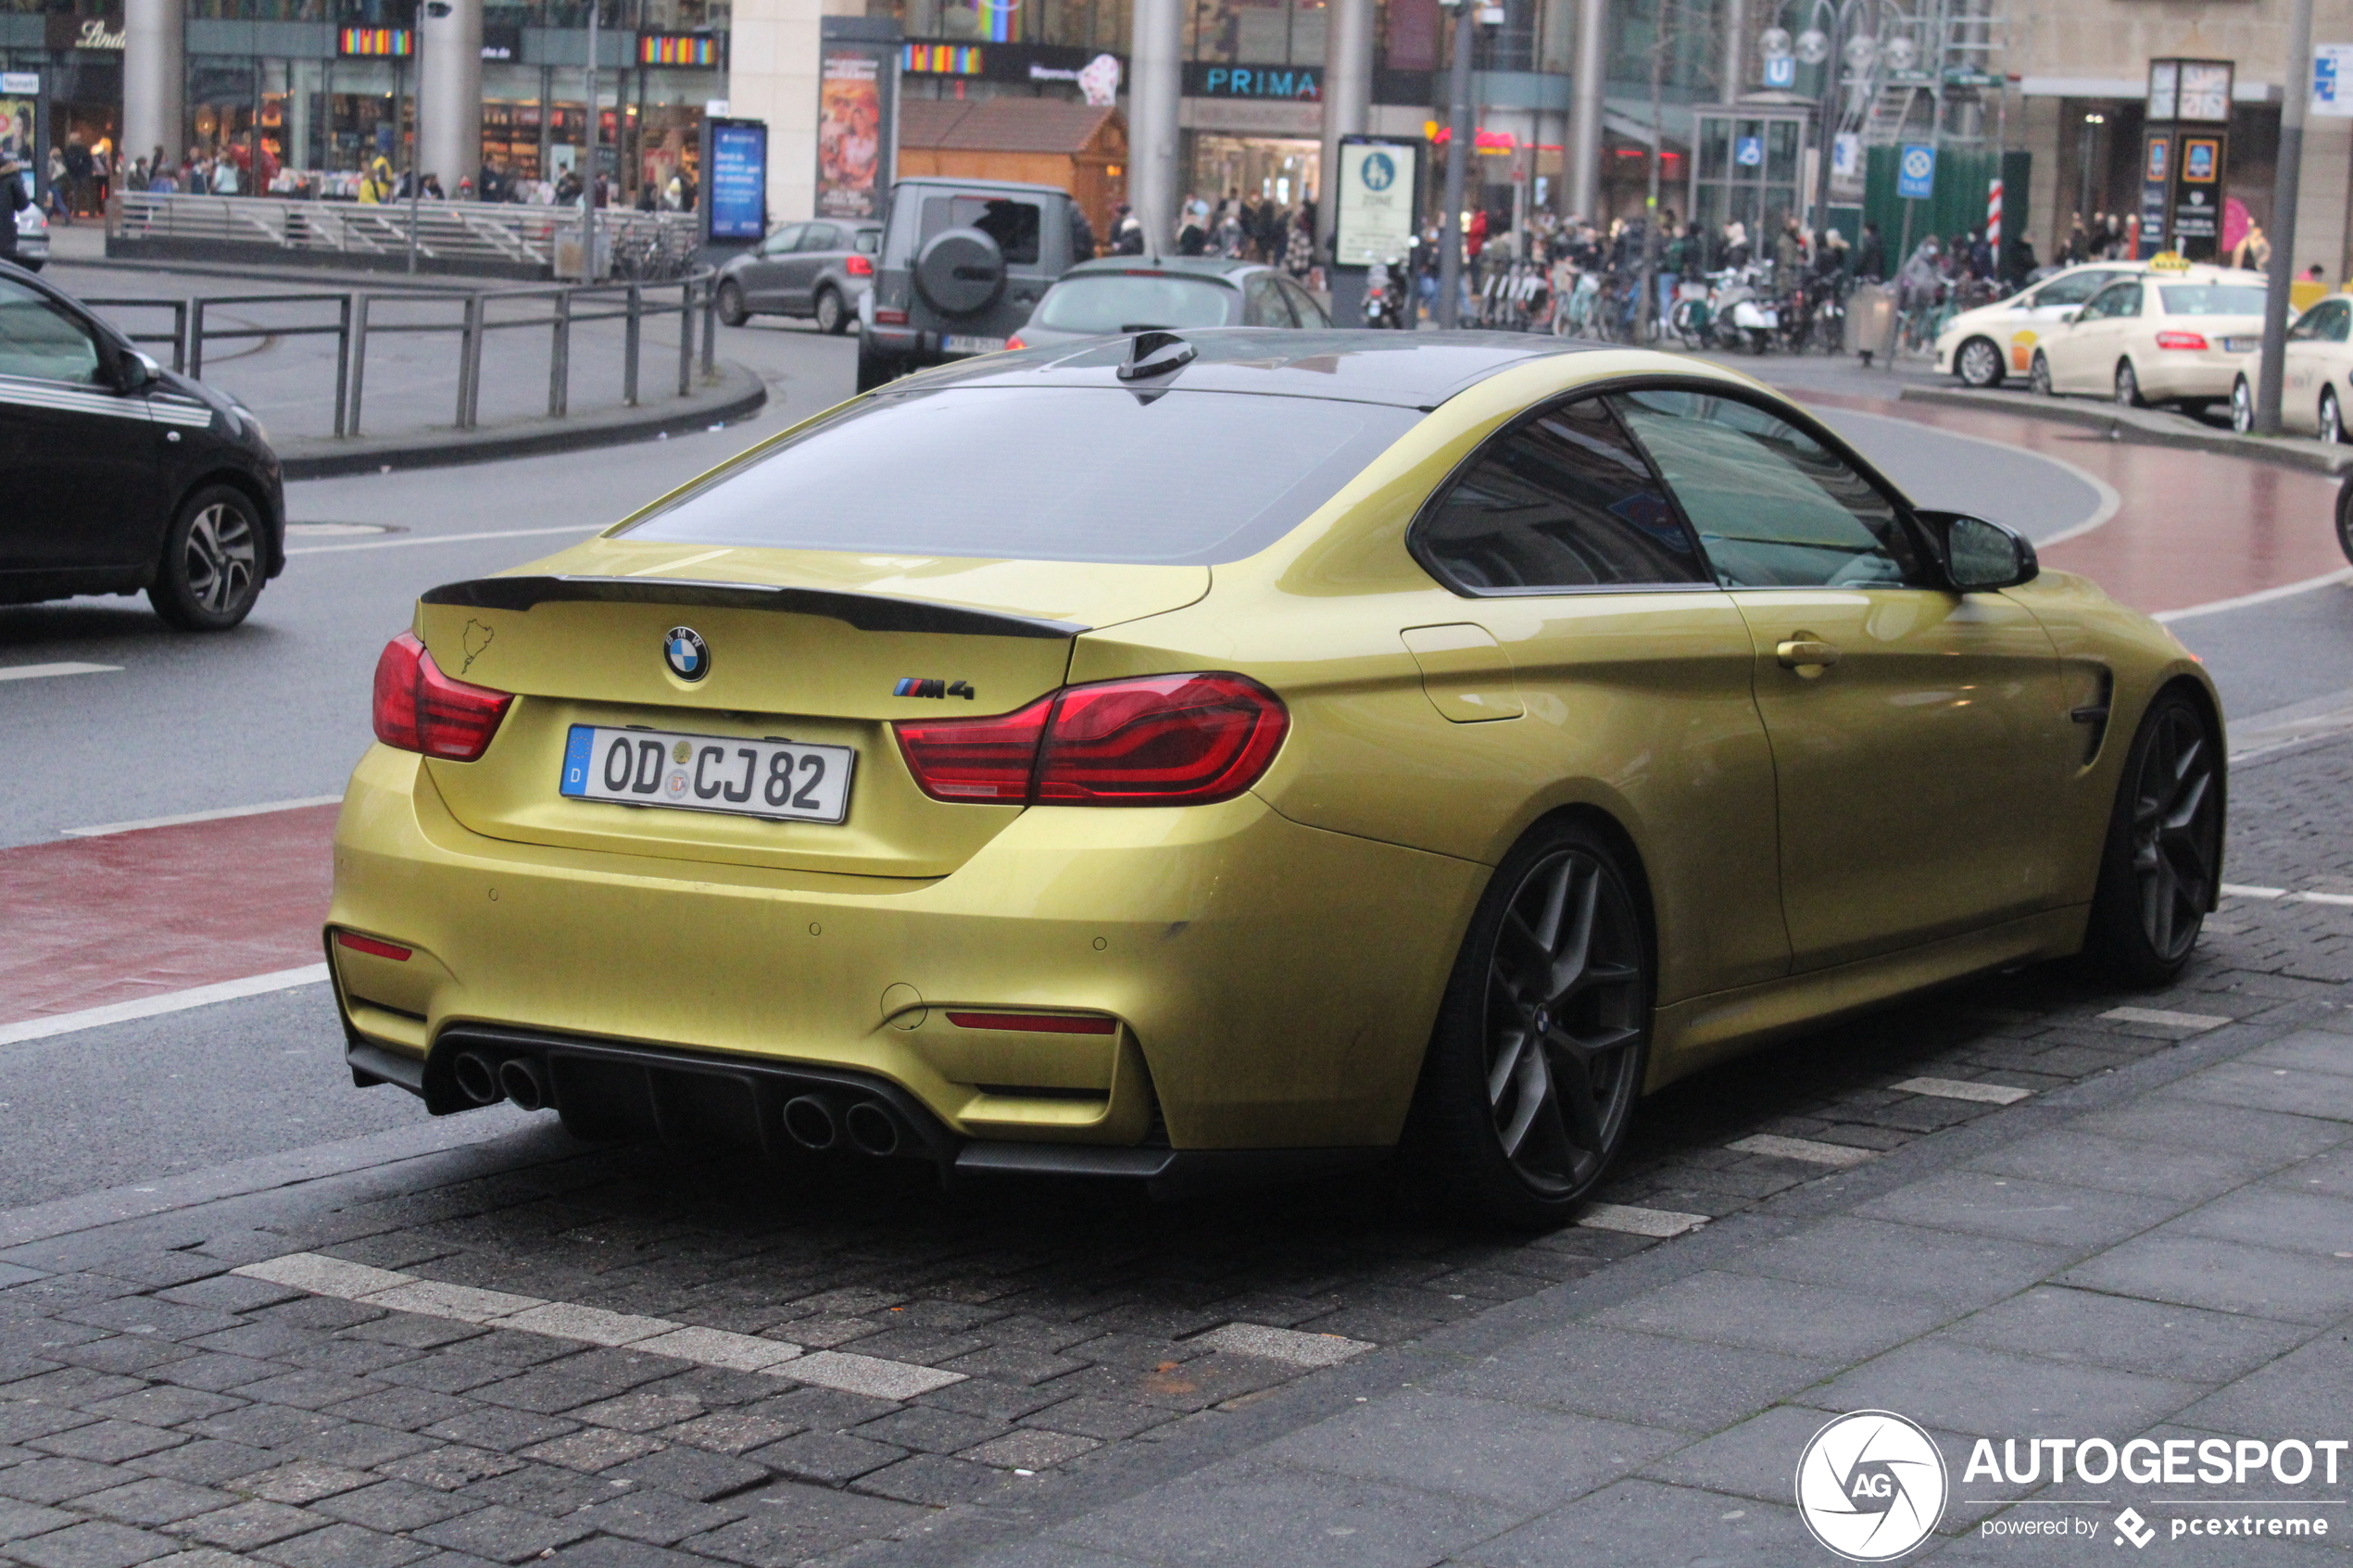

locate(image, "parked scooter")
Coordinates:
1363 257 1410 329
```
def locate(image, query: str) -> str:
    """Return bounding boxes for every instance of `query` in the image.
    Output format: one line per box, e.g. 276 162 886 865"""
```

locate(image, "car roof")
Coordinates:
891 328 1611 408
1060 257 1264 282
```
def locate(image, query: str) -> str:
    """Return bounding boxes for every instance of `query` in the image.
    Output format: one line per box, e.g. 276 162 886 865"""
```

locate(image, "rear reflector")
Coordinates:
2155 331 2209 351
372 631 513 762
335 931 413 961
945 1011 1119 1034
875 307 909 324
895 673 1288 807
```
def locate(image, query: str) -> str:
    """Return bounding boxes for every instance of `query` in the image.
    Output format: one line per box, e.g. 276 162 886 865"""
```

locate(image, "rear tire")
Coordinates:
149 484 264 631
2082 688 2223 986
1412 819 1653 1229
2335 474 2353 565
2029 351 2053 396
715 280 749 328
2233 376 2256 433
813 286 848 335
2115 358 2145 408
2322 388 2343 445
855 347 900 394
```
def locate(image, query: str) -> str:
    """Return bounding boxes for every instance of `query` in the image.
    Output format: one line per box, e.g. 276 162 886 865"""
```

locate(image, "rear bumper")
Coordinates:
328 744 1482 1153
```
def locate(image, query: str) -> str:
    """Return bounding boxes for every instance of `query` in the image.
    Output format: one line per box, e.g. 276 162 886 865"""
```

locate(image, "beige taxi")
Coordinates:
1934 261 2147 388
2227 294 2353 440
2027 259 2269 412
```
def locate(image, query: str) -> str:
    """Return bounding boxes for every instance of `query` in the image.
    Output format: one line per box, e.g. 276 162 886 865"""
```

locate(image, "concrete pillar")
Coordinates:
1128 0 1183 249
123 0 184 172
1564 0 1603 218
1720 0 1743 104
1317 0 1373 255
420 0 483 194
2301 118 2353 284
725 0 825 224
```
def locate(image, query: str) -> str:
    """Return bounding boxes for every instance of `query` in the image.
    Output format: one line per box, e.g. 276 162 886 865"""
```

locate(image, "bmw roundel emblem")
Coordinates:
664 626 710 682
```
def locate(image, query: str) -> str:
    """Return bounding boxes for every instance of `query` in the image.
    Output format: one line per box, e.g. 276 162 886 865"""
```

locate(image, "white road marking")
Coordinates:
0 662 120 683
2099 1006 2233 1030
1727 1133 1876 1168
233 1251 967 1399
284 523 604 557
2154 567 2353 623
2222 884 2289 898
0 964 331 1047
1577 1202 1709 1238
1192 1323 1375 1367
1814 405 2123 546
1890 1076 2032 1105
62 796 342 837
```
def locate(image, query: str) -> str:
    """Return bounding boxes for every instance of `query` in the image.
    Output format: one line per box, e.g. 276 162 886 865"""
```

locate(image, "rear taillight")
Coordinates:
875 306 909 324
846 254 874 276
372 631 513 762
2156 330 2209 351
1005 333 1027 351
895 673 1288 807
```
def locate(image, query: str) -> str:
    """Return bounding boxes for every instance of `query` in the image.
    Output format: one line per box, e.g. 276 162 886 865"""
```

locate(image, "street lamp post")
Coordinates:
2256 0 2316 435
1435 0 1476 328
580 0 599 282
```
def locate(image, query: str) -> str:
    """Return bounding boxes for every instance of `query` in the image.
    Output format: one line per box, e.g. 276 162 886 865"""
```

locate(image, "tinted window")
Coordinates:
1277 277 1331 327
920 195 1041 267
853 227 880 254
2080 282 2142 320
0 280 102 383
2159 283 2267 315
2032 270 2118 307
621 388 1419 566
1036 274 1235 332
1612 388 1921 589
761 223 804 257
798 223 842 252
1242 272 1294 327
1416 397 1706 593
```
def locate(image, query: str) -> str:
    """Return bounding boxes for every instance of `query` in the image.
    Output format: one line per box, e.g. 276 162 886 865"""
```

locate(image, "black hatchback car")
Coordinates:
0 261 283 630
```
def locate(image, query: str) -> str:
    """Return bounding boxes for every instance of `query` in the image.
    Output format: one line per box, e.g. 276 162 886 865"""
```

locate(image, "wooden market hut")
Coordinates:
896 99 1127 245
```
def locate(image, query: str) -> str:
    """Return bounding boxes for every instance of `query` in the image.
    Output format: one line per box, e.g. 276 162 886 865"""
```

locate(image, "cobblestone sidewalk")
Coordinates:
0 732 2347 1568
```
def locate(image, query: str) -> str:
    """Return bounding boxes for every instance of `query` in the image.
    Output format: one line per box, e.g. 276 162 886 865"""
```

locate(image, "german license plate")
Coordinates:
2223 336 2259 353
944 334 1006 355
560 726 854 824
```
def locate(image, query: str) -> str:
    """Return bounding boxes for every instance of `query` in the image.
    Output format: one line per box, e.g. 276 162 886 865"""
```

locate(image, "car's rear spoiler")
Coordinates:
420 575 1088 639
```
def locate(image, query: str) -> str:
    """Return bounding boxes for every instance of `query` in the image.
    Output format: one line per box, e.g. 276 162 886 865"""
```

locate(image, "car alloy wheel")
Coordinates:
2085 691 2221 984
2115 359 2144 408
151 485 263 631
715 280 748 328
2323 390 2343 445
2337 477 2353 566
2233 377 2255 433
2029 352 2053 396
1957 336 2004 388
1416 820 1652 1225
813 287 846 335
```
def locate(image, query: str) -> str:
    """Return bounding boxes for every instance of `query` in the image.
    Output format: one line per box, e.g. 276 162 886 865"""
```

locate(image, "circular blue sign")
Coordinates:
1361 151 1396 192
1902 147 1933 181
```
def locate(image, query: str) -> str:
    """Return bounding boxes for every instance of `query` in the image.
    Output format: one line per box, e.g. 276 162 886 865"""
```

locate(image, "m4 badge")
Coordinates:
893 678 975 700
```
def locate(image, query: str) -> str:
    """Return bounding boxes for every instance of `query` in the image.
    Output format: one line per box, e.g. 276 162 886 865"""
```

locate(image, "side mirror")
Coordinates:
116 349 160 393
1919 509 2038 592
2059 308 2082 324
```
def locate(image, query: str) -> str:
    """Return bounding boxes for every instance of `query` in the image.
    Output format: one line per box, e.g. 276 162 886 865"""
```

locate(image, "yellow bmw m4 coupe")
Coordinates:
329 330 2222 1226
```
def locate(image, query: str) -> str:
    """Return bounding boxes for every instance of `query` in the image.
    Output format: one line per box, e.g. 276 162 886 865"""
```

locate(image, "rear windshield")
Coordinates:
619 388 1420 565
2159 283 2267 315
1037 274 1236 333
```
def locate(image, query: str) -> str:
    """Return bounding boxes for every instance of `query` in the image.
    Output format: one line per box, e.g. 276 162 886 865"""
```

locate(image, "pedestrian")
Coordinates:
45 144 69 221
2308 263 2329 284
1283 207 1314 279
1176 197 1206 257
0 153 26 262
1110 201 1143 256
2232 221 2271 272
1773 214 1803 296
1855 220 1885 282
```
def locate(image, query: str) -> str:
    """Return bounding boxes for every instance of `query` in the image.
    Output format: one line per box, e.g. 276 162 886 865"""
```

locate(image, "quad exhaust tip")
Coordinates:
452 1050 500 1107
497 1057 549 1113
844 1099 902 1158
782 1094 840 1150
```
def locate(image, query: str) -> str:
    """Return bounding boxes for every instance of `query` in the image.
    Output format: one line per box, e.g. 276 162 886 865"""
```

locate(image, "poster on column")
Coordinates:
816 43 896 220
0 79 38 206
1332 137 1422 268
706 119 768 242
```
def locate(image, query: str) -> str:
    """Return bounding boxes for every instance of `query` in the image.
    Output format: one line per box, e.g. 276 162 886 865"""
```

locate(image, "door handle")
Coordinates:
1776 637 1841 673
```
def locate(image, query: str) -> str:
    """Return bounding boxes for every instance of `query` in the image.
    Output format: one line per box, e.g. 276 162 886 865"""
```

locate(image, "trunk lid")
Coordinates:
413 540 1208 878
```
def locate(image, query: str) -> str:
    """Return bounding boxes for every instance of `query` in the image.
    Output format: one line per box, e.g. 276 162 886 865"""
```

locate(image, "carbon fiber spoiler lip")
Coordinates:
420 575 1089 640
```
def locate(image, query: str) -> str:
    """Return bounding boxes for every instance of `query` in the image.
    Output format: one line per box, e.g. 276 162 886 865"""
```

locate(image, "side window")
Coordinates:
0 280 104 384
1242 272 1293 326
2328 302 2352 343
797 223 841 252
854 228 880 255
920 196 1041 267
1414 396 1710 593
1611 388 1922 590
2034 270 2114 308
2110 283 2145 319
761 223 804 257
1277 276 1330 327
2295 299 2350 343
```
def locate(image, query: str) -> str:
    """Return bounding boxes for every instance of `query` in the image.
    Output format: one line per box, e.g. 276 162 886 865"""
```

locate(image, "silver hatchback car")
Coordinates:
715 220 880 335
1007 256 1330 352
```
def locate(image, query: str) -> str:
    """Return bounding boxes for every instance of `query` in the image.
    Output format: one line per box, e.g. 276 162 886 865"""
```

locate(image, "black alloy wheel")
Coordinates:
2115 358 2145 408
150 485 263 631
715 280 749 328
1957 336 2005 388
2337 474 2353 566
2029 351 2054 396
2084 690 2223 985
813 286 848 335
1416 821 1652 1227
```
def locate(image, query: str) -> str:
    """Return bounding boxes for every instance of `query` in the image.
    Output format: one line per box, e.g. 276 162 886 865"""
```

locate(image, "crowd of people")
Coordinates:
49 138 699 215
1101 190 1322 281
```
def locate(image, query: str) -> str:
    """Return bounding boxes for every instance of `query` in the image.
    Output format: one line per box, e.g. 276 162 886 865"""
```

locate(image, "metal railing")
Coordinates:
83 271 722 441
107 193 705 281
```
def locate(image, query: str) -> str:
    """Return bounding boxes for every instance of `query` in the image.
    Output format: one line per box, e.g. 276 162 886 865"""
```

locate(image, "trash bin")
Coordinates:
1845 282 1894 364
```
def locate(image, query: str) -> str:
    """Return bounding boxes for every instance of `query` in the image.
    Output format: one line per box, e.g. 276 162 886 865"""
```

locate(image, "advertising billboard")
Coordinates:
706 119 768 243
816 41 897 220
